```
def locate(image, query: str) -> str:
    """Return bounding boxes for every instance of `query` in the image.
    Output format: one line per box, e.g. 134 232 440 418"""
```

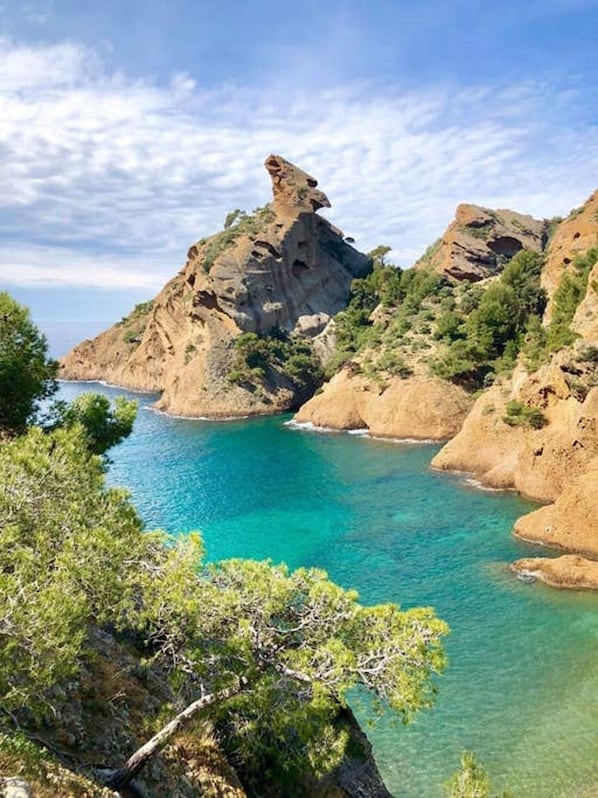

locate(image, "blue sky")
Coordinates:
1 0 597 354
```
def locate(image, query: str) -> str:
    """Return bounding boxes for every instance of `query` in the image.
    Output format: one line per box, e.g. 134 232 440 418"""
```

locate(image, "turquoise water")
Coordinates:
60 382 598 797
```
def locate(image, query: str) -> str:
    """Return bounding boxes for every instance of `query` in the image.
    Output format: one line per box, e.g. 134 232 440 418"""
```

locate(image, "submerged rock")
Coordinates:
511 554 598 590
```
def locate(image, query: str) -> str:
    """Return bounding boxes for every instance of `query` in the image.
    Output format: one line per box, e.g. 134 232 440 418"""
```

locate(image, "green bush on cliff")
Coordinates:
547 246 598 352
329 248 446 373
229 330 323 389
502 400 547 429
203 205 276 273
431 250 546 387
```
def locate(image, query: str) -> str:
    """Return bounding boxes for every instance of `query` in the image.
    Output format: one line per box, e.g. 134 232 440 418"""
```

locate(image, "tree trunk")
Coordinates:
104 677 248 790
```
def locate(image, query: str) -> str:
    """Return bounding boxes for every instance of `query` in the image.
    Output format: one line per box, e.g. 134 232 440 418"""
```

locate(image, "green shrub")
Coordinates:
547 247 597 352
377 351 413 378
435 310 465 342
503 400 547 429
203 206 276 273
229 331 323 389
0 293 58 432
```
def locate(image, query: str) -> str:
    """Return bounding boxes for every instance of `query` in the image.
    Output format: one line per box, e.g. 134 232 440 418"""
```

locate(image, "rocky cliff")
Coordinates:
415 203 546 281
294 370 472 439
430 192 598 586
543 190 598 318
60 155 370 417
296 202 549 440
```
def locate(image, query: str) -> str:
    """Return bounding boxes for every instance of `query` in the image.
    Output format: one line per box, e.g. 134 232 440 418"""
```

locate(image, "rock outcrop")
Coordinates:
431 365 598 502
415 204 546 282
431 193 598 587
295 370 472 439
543 190 598 318
511 555 598 591
513 456 598 558
60 155 370 417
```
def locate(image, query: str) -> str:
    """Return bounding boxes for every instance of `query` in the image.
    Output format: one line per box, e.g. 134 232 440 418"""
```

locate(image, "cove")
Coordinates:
59 382 598 797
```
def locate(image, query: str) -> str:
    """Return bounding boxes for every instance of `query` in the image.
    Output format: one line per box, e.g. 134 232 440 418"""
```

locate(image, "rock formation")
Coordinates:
543 190 598 318
415 204 546 282
431 193 598 586
511 555 598 591
295 371 472 439
296 191 598 587
60 155 370 417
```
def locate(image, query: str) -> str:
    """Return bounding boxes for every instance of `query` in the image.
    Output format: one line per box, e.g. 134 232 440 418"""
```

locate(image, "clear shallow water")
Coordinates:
60 382 598 797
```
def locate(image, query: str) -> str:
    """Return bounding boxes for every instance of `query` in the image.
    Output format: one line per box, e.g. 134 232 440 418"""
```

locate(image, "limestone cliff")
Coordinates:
295 370 472 440
415 203 546 282
60 155 370 417
296 201 550 439
297 192 597 586
543 190 598 319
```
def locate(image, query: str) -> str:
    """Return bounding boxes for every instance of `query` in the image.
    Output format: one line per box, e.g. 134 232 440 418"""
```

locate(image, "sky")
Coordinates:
1 0 597 354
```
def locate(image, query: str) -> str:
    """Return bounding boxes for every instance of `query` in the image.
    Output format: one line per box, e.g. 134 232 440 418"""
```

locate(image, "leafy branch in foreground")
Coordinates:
445 751 513 798
0 423 448 790
107 559 448 789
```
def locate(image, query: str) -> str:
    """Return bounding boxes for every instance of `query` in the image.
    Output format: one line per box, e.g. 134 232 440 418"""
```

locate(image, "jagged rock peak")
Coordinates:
265 154 331 216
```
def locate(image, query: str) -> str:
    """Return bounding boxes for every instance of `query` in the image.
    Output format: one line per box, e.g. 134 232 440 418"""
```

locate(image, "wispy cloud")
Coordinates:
0 37 596 289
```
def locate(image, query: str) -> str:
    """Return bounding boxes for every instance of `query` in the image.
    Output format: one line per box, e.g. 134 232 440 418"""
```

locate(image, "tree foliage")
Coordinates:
0 421 448 783
53 392 138 455
445 751 513 798
431 250 546 386
0 292 58 433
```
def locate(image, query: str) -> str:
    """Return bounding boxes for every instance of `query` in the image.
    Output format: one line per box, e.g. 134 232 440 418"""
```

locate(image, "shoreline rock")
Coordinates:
294 371 473 440
511 555 598 590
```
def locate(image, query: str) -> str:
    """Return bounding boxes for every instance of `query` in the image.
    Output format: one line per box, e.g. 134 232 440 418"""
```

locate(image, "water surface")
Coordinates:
60 382 598 797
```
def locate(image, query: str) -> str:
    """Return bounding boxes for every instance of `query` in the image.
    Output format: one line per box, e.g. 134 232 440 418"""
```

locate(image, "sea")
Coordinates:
58 380 598 797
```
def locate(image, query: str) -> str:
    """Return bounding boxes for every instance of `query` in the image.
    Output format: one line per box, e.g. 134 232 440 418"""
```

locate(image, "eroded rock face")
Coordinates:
432 366 598 502
60 155 370 417
543 190 598 319
416 204 546 281
513 457 598 558
295 370 472 440
265 153 331 216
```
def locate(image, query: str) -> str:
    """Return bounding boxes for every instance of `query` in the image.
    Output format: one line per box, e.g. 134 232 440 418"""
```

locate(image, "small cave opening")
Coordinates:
292 259 310 277
487 236 523 258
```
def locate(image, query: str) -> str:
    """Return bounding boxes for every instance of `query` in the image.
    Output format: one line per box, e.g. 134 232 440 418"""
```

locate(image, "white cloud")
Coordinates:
0 38 596 289
0 244 169 289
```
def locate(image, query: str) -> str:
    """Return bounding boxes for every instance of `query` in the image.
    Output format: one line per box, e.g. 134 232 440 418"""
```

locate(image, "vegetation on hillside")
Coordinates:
227 330 324 396
200 206 276 273
328 242 597 394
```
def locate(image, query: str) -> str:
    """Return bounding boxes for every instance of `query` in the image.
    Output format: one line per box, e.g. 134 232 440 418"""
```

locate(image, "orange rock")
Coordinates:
543 190 598 319
60 156 370 418
295 371 472 440
511 554 598 590
415 203 546 282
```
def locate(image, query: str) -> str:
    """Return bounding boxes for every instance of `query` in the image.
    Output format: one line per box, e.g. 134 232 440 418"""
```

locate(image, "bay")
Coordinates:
59 381 598 797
